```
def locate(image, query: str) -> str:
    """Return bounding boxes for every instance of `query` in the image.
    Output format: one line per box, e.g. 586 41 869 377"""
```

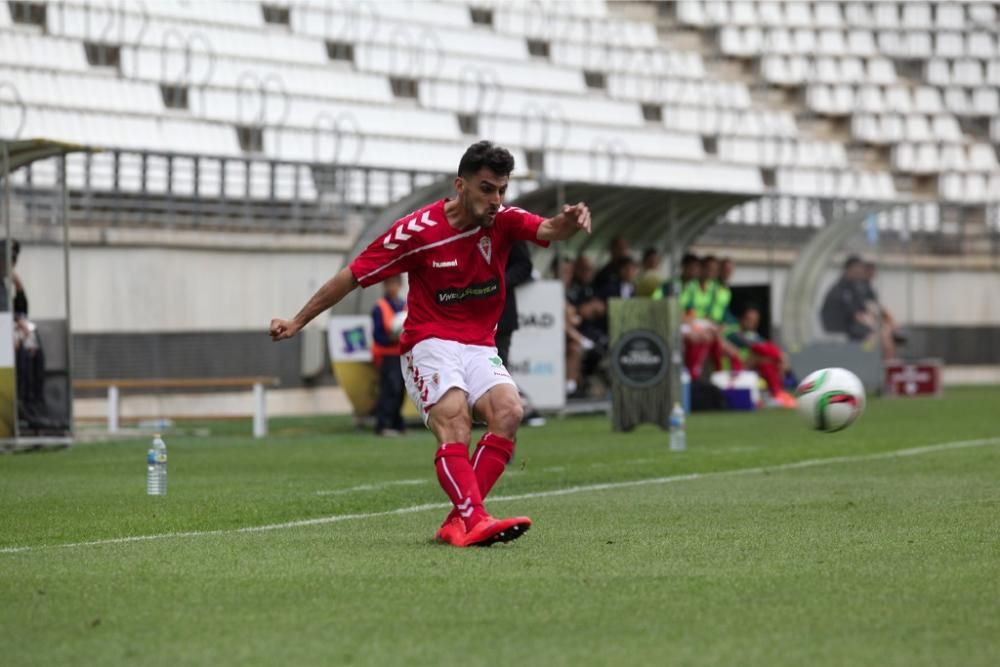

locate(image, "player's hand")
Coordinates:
269 318 301 341
562 202 592 234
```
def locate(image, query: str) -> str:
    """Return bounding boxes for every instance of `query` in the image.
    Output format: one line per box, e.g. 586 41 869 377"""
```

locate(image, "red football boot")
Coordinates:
461 515 533 547
435 516 466 547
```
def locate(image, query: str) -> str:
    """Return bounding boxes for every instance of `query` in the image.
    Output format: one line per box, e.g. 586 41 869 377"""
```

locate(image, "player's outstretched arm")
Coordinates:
270 266 359 341
537 202 592 241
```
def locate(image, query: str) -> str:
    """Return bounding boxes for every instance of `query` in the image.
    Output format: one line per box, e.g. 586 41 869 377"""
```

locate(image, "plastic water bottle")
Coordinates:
147 434 167 496
680 367 692 415
669 402 687 452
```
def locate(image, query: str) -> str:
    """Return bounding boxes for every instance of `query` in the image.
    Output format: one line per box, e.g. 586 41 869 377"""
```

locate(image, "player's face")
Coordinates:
461 168 508 227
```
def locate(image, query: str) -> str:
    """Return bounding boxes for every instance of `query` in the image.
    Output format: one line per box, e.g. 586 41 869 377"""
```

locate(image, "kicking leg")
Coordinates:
471 383 522 497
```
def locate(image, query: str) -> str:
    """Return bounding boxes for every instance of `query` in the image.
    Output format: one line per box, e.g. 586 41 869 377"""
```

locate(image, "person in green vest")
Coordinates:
654 254 718 380
635 248 663 297
706 257 745 371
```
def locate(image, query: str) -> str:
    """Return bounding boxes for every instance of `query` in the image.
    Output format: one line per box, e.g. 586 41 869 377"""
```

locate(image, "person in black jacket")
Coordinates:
2 240 52 432
495 240 545 426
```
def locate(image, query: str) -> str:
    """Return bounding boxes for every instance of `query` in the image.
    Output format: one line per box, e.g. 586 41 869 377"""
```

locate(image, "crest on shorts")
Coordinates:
477 236 492 264
488 356 502 367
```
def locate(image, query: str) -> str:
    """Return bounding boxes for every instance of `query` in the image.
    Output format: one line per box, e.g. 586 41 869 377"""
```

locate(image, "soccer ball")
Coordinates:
795 367 866 432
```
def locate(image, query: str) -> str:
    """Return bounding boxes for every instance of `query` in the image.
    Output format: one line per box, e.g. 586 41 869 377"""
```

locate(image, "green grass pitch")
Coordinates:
3 387 999 666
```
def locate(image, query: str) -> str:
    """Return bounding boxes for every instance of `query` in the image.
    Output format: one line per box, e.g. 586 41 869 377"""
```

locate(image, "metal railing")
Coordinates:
3 146 447 233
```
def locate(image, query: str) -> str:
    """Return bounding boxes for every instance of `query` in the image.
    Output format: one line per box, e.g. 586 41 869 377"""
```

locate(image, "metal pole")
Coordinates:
668 196 682 413
60 154 74 437
1 142 17 440
252 381 266 438
108 385 119 434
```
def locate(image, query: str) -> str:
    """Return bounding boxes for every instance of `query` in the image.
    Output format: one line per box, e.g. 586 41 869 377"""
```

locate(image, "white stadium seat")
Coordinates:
968 4 997 24
903 3 933 29
913 87 943 114
971 87 999 115
935 32 965 58
966 32 995 59
935 4 965 29
814 3 843 28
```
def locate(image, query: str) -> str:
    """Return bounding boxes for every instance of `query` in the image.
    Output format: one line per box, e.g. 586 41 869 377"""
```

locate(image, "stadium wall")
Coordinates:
16 241 1000 387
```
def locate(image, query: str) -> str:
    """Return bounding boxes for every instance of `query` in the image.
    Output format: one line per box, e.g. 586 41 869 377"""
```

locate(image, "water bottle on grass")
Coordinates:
147 434 168 496
669 403 686 452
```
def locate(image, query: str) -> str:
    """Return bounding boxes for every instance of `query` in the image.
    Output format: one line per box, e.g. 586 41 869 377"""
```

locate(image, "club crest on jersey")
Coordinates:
478 236 492 264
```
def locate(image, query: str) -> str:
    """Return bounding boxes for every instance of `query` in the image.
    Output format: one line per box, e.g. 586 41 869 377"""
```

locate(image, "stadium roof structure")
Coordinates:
0 138 96 450
511 182 756 260
0 138 98 175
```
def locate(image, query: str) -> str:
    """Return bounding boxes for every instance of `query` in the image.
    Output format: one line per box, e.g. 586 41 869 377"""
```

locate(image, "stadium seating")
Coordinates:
1 0 998 217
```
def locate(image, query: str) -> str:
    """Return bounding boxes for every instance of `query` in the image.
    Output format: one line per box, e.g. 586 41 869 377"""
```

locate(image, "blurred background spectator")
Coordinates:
593 236 632 296
597 255 638 301
635 248 663 298
727 305 797 408
371 275 406 437
821 256 899 360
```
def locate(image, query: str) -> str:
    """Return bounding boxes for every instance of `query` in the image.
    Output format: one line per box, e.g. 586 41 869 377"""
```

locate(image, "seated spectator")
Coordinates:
706 256 741 371
635 248 663 297
566 255 607 397
555 257 594 397
821 255 898 360
727 306 797 408
597 255 638 301
677 255 743 380
821 256 870 339
592 236 632 296
710 257 736 326
652 251 700 300
861 261 905 357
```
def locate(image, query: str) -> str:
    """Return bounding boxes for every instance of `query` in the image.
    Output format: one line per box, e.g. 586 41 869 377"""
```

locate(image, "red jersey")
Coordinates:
349 199 547 353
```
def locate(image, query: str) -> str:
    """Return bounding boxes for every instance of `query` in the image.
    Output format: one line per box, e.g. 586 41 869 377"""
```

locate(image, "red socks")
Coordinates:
441 433 516 526
435 443 487 531
472 432 515 497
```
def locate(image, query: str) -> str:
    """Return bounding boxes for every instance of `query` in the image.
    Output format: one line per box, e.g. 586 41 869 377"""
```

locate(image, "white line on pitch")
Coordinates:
315 479 428 496
2 437 998 555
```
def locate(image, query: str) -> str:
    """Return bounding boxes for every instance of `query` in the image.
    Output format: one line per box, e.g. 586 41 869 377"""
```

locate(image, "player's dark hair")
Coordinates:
702 254 718 265
457 141 515 178
681 252 699 267
642 247 658 263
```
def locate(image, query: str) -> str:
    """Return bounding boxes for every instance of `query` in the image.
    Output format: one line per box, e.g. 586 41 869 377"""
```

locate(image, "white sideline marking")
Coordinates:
2 437 998 555
315 479 427 496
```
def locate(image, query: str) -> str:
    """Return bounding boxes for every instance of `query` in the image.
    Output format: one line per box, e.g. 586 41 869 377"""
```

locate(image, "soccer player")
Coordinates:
269 141 591 547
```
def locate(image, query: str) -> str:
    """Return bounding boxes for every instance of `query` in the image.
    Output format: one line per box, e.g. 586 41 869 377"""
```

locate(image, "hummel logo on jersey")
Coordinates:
432 259 458 268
